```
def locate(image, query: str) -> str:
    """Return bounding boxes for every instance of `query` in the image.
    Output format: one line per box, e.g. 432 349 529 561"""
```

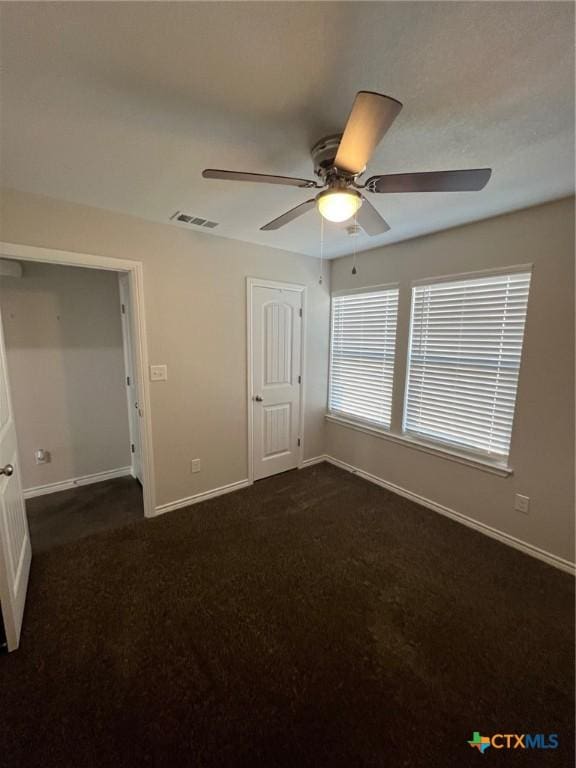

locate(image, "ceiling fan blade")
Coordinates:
260 199 316 231
334 91 403 176
202 169 317 188
365 168 492 193
357 197 391 236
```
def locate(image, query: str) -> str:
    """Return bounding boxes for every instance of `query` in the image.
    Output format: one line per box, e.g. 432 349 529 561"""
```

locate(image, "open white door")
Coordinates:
118 274 143 484
250 282 304 481
0 304 31 652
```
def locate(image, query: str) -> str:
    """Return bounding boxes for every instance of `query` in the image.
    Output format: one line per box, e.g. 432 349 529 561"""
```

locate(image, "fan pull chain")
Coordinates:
319 215 324 285
352 211 358 275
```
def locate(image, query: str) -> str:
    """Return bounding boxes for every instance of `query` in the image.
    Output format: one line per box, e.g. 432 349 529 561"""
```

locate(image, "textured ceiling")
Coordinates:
0 2 574 258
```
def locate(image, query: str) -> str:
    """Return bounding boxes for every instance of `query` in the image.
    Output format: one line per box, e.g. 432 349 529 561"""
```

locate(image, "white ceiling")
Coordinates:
0 2 574 259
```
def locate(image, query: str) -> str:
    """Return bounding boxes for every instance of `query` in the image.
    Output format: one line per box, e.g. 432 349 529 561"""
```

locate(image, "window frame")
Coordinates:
327 282 400 431
326 265 533 475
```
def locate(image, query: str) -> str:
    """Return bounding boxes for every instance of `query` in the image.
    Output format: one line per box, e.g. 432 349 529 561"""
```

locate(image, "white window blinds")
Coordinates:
404 271 532 459
329 288 399 428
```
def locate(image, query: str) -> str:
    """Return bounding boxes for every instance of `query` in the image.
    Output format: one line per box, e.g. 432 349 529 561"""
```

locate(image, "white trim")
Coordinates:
247 280 254 484
246 277 307 483
154 478 252 516
153 454 573 575
118 273 142 483
299 455 328 468
246 278 306 293
0 242 143 273
0 241 156 518
298 287 308 470
323 455 574 576
325 413 512 477
24 467 132 499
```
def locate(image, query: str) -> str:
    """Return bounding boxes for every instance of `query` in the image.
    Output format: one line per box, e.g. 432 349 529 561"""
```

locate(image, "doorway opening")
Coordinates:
0 258 144 550
0 243 153 650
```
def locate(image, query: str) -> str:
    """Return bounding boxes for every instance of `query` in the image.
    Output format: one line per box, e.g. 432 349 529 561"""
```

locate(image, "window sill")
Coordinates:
325 413 513 477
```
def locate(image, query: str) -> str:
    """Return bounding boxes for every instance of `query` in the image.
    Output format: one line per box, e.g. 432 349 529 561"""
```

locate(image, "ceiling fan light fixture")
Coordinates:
317 189 362 223
202 91 492 236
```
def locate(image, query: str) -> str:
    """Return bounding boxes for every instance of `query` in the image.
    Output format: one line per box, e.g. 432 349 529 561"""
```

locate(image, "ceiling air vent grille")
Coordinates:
171 211 219 229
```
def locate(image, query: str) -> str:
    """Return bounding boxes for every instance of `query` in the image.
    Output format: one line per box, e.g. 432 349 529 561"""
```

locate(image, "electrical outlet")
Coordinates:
191 459 201 474
150 364 168 381
35 449 50 465
514 493 530 514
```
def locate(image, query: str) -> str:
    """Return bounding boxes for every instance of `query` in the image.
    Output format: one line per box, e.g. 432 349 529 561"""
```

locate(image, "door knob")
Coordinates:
254 395 263 402
0 464 14 477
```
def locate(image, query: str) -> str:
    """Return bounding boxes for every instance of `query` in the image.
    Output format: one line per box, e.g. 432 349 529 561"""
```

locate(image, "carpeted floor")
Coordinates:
1 463 573 767
26 476 143 552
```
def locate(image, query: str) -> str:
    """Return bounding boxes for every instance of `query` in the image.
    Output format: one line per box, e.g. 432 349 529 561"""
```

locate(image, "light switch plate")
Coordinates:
514 493 530 514
150 364 168 382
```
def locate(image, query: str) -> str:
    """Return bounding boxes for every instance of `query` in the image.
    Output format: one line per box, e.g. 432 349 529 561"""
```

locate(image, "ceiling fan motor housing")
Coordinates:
311 135 345 177
202 92 491 235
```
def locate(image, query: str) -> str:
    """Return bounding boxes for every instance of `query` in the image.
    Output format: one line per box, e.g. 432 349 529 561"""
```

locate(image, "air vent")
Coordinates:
170 211 219 229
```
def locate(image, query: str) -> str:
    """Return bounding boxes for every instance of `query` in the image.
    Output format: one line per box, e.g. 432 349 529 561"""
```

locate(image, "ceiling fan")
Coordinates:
202 91 492 236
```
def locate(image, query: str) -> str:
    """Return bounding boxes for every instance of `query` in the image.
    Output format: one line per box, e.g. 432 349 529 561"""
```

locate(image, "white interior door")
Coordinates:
118 274 143 483
251 284 303 481
0 304 31 652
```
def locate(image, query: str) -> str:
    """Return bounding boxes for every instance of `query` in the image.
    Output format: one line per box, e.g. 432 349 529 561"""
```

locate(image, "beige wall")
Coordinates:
1 189 571 564
328 197 575 564
0 188 330 507
0 261 130 489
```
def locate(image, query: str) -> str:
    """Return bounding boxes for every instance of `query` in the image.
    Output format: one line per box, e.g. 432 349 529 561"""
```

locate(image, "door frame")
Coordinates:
0 241 156 519
246 277 306 483
118 272 142 483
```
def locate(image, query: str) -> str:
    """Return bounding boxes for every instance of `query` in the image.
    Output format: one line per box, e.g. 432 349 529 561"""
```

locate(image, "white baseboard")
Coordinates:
157 458 326 516
154 478 252 516
299 455 328 468
24 466 133 499
322 456 575 576
149 455 574 576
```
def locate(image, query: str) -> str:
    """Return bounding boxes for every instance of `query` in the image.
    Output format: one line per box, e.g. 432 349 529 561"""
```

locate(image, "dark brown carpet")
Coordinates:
26 476 143 552
1 463 573 767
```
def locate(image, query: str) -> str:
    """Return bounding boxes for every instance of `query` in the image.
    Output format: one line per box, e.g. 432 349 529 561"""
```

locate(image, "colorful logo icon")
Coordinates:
467 731 559 752
468 732 491 754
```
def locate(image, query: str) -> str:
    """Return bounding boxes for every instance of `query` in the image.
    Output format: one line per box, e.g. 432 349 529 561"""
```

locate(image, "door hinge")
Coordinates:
298 375 301 384
126 376 131 386
297 438 301 447
121 303 126 314
131 443 135 454
299 308 302 317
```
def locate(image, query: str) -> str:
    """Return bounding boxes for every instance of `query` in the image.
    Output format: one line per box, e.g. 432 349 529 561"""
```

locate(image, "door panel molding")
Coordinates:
263 402 292 458
0 301 31 651
247 278 306 483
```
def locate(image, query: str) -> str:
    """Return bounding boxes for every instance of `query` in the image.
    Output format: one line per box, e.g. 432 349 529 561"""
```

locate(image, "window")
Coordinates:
404 270 532 460
329 287 399 428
